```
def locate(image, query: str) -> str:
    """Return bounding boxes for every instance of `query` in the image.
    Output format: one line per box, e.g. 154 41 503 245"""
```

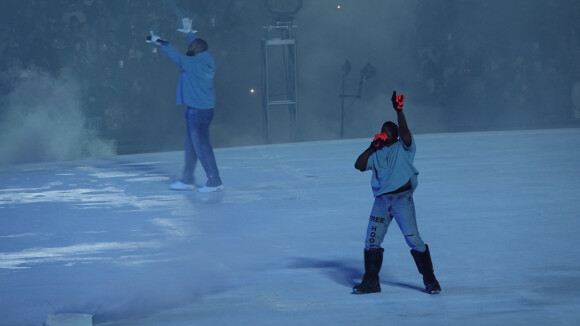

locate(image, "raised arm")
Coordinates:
145 30 184 66
397 110 412 147
391 90 412 147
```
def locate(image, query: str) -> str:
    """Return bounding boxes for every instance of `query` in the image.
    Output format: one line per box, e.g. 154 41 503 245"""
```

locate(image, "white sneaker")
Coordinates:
169 181 195 191
197 185 224 193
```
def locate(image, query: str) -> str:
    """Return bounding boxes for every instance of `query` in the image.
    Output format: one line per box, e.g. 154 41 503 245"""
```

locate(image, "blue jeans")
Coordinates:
364 189 426 252
181 107 222 187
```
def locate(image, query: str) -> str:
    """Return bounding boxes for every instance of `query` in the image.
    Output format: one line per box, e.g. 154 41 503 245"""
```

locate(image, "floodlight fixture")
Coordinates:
339 61 377 138
342 60 351 77
360 63 376 81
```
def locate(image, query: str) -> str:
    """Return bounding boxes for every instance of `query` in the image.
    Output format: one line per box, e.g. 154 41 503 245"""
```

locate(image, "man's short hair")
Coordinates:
381 121 399 140
191 38 208 53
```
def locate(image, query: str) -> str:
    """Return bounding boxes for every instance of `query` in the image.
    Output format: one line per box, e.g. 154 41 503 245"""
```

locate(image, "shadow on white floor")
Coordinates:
1 128 579 326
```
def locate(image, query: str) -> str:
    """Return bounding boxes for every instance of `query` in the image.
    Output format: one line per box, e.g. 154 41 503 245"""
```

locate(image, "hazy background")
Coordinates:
1 0 579 164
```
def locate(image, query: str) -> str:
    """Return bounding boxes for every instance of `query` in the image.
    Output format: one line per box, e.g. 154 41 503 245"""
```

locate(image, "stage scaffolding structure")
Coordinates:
261 22 298 144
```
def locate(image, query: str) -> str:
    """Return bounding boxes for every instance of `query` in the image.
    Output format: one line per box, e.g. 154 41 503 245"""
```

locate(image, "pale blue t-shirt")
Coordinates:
365 135 419 196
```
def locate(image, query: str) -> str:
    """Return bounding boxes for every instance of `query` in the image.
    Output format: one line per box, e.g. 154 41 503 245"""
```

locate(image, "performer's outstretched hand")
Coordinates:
391 90 405 111
146 30 161 44
146 31 169 45
177 17 197 34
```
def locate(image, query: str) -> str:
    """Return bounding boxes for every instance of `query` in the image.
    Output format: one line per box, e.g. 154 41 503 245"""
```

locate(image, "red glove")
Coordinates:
371 133 388 148
391 90 405 110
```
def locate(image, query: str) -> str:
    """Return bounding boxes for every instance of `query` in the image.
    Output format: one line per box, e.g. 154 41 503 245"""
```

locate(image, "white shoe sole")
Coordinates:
169 182 195 191
197 185 224 192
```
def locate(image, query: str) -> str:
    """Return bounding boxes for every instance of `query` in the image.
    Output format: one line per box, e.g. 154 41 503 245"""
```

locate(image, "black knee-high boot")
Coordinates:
352 248 384 294
410 244 441 294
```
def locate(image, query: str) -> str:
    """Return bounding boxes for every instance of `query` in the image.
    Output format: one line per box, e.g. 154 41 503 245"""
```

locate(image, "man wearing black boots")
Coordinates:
352 91 441 295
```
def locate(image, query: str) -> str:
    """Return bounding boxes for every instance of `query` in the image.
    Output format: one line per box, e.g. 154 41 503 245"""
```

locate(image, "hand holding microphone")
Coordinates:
146 30 169 45
371 133 388 149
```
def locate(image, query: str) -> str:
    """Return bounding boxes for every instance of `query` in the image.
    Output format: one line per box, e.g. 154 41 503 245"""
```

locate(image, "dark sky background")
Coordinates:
0 0 579 164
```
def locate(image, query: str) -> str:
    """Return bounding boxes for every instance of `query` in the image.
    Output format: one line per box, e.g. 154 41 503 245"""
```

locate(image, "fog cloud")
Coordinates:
0 68 115 165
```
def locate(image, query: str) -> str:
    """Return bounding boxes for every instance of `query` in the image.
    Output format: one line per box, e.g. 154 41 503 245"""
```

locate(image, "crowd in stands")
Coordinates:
412 0 580 129
1 0 578 152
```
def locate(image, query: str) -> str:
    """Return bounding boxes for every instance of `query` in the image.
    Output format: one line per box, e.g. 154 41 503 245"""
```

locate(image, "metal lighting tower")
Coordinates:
339 61 376 138
261 0 301 143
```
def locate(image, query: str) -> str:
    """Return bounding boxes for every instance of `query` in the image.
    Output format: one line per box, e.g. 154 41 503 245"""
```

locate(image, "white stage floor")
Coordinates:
1 128 579 326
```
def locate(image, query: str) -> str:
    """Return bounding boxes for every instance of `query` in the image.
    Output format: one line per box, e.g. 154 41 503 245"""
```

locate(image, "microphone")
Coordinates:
146 35 169 45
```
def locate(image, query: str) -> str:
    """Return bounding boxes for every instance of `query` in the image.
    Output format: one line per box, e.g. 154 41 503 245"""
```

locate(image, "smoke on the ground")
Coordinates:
0 68 116 165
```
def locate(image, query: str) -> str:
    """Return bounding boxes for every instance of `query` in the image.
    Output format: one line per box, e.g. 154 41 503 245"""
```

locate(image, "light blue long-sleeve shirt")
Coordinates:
159 33 215 109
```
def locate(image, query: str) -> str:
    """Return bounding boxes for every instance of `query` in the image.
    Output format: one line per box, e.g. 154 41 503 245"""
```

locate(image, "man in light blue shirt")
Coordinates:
352 91 441 295
148 18 223 192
